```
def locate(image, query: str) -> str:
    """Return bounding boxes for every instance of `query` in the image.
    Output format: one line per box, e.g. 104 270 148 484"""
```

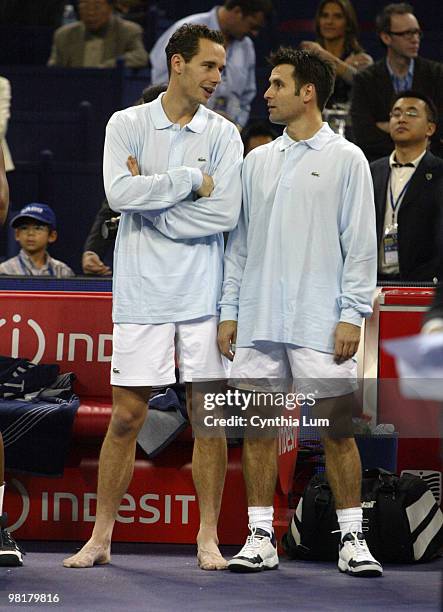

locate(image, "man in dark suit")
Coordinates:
351 3 443 162
371 91 443 282
48 0 148 68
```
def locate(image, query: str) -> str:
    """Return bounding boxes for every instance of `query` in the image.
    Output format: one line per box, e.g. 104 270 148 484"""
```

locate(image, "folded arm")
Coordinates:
103 113 202 214
150 128 244 239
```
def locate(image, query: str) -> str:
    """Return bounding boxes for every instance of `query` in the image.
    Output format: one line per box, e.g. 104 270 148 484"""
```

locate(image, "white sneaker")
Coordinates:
338 532 383 577
228 525 279 573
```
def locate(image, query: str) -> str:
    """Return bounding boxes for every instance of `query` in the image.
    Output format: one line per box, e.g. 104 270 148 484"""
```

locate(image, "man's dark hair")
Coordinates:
224 0 272 17
242 120 277 147
376 3 414 34
165 24 225 77
268 47 335 111
391 90 438 124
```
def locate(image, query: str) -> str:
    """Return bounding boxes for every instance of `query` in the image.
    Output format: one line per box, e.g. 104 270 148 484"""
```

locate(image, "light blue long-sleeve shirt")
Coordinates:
149 7 256 127
220 123 377 354
103 94 243 324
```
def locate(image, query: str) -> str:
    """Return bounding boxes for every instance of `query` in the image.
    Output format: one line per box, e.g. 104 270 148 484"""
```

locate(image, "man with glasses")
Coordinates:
351 3 443 161
371 91 443 282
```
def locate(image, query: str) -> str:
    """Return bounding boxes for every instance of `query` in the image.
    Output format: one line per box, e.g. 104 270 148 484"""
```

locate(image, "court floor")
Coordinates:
1 542 442 611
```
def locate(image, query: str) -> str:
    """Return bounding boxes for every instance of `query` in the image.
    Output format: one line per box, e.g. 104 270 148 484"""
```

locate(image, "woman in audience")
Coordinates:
301 0 373 109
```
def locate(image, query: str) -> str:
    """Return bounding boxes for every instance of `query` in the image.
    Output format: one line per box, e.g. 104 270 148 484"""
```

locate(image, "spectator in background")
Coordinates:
241 119 277 155
371 91 443 283
301 0 372 110
0 203 74 277
149 0 273 128
48 0 148 68
351 3 443 162
81 199 115 275
82 83 167 275
0 76 14 174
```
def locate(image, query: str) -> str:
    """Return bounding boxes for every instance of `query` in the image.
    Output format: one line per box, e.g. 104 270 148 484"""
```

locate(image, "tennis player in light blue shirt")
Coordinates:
64 24 243 573
218 48 382 578
150 1 272 127
219 124 376 353
104 91 242 324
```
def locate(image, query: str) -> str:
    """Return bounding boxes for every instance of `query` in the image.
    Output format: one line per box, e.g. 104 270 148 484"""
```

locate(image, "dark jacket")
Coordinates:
83 199 115 259
351 57 443 161
371 150 443 281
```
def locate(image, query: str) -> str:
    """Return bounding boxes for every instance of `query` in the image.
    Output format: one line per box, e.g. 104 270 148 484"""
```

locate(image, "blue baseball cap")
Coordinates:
10 203 57 229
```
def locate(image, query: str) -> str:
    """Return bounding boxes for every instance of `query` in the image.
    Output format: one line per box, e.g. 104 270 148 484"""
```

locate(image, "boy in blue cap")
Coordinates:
0 203 74 277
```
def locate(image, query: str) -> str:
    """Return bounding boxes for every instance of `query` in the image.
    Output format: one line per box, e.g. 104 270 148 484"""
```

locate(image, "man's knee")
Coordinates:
109 387 149 439
109 407 146 439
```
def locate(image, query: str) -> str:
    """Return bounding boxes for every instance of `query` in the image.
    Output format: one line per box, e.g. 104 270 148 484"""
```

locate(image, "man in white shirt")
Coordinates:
371 91 443 282
219 47 382 576
149 0 272 128
63 24 243 570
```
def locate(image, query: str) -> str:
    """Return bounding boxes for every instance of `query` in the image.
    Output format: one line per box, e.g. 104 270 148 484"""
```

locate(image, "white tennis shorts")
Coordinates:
231 342 357 398
110 316 228 387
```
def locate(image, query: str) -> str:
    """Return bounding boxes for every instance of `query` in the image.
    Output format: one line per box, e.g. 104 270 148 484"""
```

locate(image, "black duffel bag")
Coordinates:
282 468 443 563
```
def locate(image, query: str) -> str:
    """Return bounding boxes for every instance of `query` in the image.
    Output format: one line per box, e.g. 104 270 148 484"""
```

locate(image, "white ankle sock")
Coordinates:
0 483 4 515
336 507 363 539
248 506 274 535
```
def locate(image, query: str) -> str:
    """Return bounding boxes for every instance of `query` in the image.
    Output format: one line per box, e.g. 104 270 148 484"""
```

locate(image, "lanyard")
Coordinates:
18 253 55 276
388 171 413 223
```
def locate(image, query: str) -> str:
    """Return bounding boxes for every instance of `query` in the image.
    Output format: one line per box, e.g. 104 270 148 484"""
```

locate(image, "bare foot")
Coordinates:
63 540 111 568
197 541 228 570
